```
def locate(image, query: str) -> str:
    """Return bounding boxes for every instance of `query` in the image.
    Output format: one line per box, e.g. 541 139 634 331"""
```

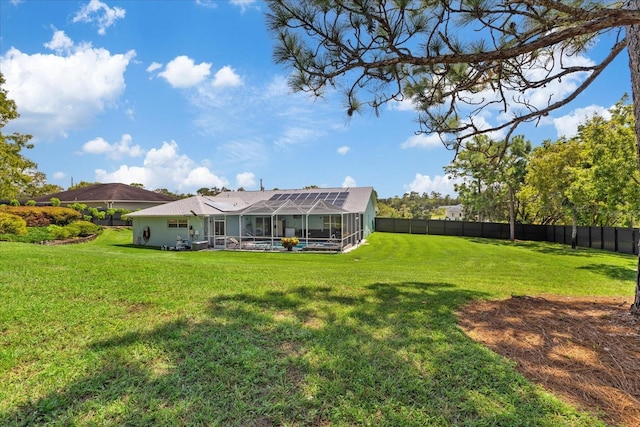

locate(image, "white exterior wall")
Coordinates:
132 216 206 248
362 197 377 238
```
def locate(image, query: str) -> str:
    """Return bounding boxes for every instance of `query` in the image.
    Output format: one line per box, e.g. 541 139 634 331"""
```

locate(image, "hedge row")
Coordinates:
0 205 82 227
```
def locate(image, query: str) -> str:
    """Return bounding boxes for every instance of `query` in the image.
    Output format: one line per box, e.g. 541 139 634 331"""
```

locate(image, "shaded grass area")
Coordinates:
0 229 635 425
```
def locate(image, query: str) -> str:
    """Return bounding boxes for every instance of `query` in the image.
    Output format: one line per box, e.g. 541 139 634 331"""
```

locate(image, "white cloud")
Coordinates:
94 140 229 192
73 0 126 35
275 126 324 148
158 55 211 88
212 66 242 88
0 32 135 139
146 61 162 73
236 172 256 189
553 105 611 138
81 134 144 160
400 133 442 149
183 167 229 190
337 145 350 155
342 176 357 188
395 49 597 141
230 0 258 12
53 171 66 180
219 139 267 166
405 173 459 196
43 30 74 54
195 0 218 9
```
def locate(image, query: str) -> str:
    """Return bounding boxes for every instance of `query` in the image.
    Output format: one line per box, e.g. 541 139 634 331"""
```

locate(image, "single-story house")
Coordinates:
33 183 177 210
441 204 464 221
126 187 378 251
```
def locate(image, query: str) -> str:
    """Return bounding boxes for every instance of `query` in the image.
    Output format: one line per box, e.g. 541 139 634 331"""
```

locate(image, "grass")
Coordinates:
0 229 635 426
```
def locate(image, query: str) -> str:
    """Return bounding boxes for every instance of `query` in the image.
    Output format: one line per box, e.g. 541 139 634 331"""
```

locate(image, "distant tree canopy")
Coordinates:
377 191 459 219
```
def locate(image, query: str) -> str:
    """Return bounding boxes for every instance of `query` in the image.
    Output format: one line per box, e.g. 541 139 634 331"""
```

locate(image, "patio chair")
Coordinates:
227 237 240 249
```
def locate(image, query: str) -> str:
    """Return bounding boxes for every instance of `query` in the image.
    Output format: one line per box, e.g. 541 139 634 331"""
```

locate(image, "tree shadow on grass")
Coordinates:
2 283 605 426
577 263 636 281
465 237 599 257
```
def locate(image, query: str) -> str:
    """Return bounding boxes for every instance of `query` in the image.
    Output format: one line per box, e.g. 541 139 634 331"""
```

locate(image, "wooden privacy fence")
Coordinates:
375 218 640 255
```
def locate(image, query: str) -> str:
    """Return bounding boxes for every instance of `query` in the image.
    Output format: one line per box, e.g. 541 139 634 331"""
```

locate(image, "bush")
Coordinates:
50 198 61 207
47 224 71 240
0 212 27 235
25 200 36 206
65 220 101 237
10 199 20 206
3 206 81 226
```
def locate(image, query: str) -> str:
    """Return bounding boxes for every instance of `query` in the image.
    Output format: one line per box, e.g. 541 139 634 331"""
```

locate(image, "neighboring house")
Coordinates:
126 187 378 252
441 204 464 221
33 183 176 211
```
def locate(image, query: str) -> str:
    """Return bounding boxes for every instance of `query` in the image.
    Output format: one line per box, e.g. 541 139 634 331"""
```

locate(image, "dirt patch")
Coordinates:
457 295 640 427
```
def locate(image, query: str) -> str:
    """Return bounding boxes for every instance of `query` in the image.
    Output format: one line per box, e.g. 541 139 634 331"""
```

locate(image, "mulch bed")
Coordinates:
457 295 640 427
42 234 98 245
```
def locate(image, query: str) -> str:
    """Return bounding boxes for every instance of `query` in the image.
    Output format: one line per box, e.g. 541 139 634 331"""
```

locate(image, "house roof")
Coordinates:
127 187 375 217
34 183 176 204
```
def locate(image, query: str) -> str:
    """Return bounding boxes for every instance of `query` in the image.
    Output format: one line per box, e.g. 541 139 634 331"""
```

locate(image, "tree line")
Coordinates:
446 98 639 241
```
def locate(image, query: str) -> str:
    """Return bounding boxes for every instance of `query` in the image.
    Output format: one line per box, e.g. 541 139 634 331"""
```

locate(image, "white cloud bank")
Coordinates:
236 172 256 189
94 140 229 193
405 173 459 196
0 30 134 139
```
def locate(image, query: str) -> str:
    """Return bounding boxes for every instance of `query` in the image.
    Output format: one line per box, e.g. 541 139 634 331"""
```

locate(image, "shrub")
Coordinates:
65 220 101 237
50 197 61 207
281 237 299 250
47 224 71 240
25 200 36 206
69 202 87 212
0 212 28 235
10 199 20 206
4 206 81 226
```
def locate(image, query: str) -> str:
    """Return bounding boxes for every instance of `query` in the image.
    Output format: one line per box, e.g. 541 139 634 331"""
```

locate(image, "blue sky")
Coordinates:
0 0 632 198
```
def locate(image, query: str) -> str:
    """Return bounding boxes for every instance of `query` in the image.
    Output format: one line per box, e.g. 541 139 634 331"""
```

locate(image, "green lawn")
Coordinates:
0 229 635 426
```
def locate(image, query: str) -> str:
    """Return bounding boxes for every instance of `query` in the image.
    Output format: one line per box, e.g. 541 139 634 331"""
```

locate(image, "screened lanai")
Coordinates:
226 197 362 251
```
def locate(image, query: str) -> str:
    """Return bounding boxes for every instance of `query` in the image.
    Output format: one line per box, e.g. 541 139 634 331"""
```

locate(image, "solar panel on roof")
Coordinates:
269 194 280 201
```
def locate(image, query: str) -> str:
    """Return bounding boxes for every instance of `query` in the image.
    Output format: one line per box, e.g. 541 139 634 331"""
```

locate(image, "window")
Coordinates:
255 216 272 236
323 215 342 230
168 219 188 228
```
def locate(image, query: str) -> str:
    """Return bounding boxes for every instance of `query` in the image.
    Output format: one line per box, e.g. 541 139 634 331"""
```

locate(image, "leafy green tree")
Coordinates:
266 0 640 313
521 137 597 248
445 135 530 240
18 171 63 199
0 73 37 200
68 181 100 190
576 99 640 227
522 100 639 239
